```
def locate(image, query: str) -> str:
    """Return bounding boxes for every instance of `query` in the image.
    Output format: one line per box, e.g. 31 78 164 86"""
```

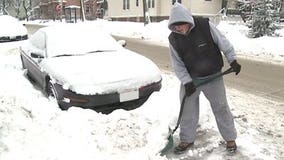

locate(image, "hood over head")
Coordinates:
168 2 195 32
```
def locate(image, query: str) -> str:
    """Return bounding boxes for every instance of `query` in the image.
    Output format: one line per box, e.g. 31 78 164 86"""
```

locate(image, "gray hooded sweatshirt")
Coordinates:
168 3 236 85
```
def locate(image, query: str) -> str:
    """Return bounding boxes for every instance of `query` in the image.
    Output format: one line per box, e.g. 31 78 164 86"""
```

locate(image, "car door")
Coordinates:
23 31 48 90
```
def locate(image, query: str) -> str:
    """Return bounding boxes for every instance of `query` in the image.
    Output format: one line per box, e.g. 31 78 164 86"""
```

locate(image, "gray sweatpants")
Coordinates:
179 77 237 143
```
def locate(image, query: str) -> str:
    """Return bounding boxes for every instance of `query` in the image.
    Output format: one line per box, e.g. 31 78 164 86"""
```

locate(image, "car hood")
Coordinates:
40 49 161 95
0 15 27 37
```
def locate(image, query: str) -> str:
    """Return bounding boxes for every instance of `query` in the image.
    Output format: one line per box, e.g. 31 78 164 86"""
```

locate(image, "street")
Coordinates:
114 36 284 103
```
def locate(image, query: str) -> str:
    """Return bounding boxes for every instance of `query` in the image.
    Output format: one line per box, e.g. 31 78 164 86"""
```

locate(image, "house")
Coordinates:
38 0 83 21
84 0 107 20
30 0 104 21
107 0 223 22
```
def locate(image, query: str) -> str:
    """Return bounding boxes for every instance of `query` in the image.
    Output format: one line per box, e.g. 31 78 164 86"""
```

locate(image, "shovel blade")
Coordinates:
160 133 174 156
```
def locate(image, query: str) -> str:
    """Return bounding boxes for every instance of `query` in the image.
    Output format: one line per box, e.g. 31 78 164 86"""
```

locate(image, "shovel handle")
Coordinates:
195 67 234 88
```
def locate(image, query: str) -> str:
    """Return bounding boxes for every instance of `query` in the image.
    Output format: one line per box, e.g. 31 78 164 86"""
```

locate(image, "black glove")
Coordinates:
230 60 241 75
184 82 196 96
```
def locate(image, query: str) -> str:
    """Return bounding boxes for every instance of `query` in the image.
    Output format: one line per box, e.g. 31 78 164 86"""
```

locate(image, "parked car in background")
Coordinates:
0 15 28 42
20 24 162 114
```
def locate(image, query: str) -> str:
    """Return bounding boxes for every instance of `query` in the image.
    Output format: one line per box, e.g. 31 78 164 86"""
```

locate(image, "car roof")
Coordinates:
32 23 123 57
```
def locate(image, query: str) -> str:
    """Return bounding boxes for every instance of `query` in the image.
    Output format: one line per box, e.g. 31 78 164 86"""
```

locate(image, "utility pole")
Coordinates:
60 0 63 21
80 0 85 21
142 0 149 26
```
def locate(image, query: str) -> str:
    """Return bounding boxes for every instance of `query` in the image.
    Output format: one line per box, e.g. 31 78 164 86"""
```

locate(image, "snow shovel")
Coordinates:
159 67 234 156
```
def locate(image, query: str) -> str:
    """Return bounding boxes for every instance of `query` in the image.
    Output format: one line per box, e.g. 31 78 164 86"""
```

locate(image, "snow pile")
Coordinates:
217 20 284 64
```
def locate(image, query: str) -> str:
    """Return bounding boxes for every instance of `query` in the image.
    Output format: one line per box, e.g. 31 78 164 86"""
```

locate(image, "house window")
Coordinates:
172 0 182 5
136 0 139 7
123 0 126 10
148 0 155 8
123 0 130 10
86 6 90 13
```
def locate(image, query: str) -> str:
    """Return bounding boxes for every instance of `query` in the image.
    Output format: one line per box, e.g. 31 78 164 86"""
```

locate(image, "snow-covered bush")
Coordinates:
246 0 281 38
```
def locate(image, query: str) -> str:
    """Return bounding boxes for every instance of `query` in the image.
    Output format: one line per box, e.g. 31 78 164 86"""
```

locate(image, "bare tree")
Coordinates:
280 0 284 17
12 0 21 18
22 0 31 20
1 0 12 15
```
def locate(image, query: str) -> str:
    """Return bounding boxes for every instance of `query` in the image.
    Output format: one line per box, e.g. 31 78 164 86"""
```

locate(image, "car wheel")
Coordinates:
46 80 70 110
47 81 58 98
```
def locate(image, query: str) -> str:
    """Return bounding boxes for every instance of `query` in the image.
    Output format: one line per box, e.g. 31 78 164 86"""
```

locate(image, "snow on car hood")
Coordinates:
0 15 27 37
40 49 161 95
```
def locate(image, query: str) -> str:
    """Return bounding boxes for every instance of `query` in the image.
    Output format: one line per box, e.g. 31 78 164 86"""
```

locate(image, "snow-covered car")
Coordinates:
0 15 28 42
20 24 162 113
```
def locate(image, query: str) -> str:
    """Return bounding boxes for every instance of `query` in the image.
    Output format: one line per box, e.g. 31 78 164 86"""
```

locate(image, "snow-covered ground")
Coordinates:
0 18 284 160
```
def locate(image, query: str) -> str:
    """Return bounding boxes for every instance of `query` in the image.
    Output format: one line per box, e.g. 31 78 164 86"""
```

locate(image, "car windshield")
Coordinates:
44 24 122 57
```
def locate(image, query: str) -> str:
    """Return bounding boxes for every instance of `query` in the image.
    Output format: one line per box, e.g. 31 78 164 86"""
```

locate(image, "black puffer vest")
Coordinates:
169 17 223 78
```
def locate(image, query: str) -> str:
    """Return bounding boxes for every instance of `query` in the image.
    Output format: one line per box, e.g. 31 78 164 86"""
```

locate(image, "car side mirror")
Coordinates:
31 52 44 59
117 40 126 47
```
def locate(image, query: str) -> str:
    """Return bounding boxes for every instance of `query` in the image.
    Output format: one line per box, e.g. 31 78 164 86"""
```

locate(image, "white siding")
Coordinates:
108 0 143 18
159 0 191 16
108 0 222 19
190 0 222 15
